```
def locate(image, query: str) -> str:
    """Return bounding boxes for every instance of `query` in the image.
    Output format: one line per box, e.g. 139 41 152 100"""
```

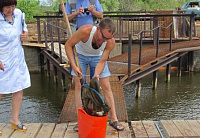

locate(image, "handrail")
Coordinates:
33 13 195 19
127 22 174 76
34 12 196 43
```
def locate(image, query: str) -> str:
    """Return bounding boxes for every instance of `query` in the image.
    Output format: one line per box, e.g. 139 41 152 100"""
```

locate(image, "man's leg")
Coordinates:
100 77 124 130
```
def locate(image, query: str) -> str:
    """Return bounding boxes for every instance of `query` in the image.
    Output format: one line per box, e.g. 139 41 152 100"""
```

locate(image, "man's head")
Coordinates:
0 0 17 12
99 17 116 39
92 18 116 49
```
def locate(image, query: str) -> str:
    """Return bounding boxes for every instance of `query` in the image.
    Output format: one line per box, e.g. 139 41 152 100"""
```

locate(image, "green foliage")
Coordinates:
17 0 43 22
17 0 60 22
100 0 120 11
16 0 194 22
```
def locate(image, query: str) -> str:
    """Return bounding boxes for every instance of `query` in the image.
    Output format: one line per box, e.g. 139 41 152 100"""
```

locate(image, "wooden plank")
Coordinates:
11 123 42 138
175 46 200 53
64 122 78 138
109 80 128 122
173 120 198 137
106 122 119 138
36 123 56 138
186 120 200 136
23 42 45 48
51 123 67 138
59 86 77 122
160 120 183 138
142 121 161 138
119 122 131 138
1 124 15 138
0 123 6 137
47 42 69 63
131 121 148 138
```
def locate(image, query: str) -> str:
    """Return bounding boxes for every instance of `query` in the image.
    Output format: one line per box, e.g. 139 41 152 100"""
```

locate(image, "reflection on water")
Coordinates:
0 73 69 123
124 71 200 121
1 70 200 123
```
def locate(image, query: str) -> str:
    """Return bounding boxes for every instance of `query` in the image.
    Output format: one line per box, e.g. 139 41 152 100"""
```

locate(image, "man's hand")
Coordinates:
20 31 28 41
78 7 84 14
0 61 4 71
73 66 82 78
93 74 100 80
88 4 94 13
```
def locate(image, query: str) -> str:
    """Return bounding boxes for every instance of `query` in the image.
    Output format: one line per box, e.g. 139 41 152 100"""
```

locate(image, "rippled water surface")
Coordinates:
124 71 200 121
1 71 200 123
0 73 69 123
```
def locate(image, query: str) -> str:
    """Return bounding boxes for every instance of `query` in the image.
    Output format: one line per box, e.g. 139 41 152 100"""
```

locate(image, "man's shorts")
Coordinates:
71 53 111 82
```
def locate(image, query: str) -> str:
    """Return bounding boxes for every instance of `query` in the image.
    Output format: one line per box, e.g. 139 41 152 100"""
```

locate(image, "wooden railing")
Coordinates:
33 11 196 43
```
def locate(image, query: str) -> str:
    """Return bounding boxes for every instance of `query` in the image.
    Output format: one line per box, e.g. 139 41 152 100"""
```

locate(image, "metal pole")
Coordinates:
139 32 143 65
156 28 159 58
128 34 132 76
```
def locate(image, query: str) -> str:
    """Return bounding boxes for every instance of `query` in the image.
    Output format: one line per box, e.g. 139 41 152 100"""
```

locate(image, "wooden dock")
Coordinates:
1 120 200 137
59 76 128 122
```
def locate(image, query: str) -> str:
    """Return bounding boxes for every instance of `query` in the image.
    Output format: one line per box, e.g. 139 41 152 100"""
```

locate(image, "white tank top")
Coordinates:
75 26 107 56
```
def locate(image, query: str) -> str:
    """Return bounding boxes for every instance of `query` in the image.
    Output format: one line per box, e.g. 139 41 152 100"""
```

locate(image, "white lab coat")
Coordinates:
0 8 31 94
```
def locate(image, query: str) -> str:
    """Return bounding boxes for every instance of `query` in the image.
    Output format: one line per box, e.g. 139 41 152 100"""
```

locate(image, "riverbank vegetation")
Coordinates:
17 0 191 21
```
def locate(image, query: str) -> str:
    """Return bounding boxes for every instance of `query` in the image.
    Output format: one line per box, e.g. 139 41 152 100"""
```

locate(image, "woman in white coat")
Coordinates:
0 0 31 132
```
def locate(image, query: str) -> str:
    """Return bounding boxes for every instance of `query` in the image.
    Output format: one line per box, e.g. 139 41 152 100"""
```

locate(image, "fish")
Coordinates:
81 77 110 116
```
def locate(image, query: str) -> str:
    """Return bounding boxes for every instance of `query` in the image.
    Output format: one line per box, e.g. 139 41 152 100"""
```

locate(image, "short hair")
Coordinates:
99 17 116 34
0 0 17 12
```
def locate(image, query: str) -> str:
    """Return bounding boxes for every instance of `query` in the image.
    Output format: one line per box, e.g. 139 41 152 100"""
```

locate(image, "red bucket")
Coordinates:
78 109 108 138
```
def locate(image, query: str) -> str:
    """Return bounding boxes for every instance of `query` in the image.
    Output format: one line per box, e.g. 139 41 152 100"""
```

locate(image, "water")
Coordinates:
0 73 69 123
124 70 200 121
1 70 200 123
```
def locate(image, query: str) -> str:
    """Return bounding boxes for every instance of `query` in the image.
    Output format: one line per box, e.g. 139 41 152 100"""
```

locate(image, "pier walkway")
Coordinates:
21 12 200 137
1 120 200 137
58 39 200 122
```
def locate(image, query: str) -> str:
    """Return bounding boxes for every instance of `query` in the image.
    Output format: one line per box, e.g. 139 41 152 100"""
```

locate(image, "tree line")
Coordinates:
17 0 192 21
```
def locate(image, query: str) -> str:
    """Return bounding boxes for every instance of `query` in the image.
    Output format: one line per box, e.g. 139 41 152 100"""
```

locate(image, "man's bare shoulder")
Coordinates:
78 25 93 34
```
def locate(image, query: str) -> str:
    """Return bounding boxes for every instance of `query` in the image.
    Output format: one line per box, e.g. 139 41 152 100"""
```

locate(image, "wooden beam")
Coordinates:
23 42 45 48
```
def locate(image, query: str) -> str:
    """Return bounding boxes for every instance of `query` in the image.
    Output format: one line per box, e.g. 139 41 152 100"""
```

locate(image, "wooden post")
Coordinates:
53 65 58 84
39 53 44 72
187 51 194 72
135 79 141 98
177 57 182 77
61 73 66 91
166 63 171 83
152 70 158 90
151 62 158 90
47 59 50 77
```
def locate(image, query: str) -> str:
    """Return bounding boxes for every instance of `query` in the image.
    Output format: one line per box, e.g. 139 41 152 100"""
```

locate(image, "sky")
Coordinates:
39 0 55 6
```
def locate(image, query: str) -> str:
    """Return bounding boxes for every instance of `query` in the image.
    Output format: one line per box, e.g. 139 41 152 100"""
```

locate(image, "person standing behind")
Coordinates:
65 17 125 132
65 0 103 30
0 0 31 132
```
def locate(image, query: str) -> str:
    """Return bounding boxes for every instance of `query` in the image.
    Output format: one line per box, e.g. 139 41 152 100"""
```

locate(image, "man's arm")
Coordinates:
89 6 103 19
89 0 103 19
65 25 92 76
64 1 84 21
67 8 86 21
93 38 115 78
